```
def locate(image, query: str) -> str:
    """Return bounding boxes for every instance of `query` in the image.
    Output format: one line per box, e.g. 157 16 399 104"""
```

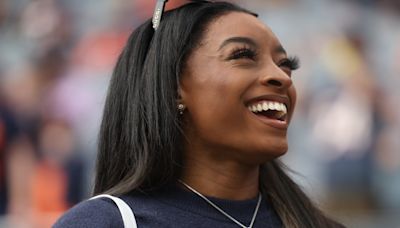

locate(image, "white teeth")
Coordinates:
257 103 263 112
248 101 287 114
262 102 268 110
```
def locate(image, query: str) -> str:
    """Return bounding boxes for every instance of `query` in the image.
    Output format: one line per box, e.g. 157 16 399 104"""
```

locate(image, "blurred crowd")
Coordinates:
0 0 399 227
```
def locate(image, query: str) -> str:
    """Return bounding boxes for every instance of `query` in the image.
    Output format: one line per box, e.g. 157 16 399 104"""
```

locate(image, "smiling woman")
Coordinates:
54 1 344 228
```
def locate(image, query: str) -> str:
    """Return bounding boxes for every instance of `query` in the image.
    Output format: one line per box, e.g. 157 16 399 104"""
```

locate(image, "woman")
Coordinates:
55 1 344 227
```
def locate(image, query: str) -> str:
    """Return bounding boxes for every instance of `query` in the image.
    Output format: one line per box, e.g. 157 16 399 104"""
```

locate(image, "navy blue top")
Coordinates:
54 184 282 227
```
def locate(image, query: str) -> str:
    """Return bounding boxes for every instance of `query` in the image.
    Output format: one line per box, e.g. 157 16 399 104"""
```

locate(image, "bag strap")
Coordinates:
90 194 137 228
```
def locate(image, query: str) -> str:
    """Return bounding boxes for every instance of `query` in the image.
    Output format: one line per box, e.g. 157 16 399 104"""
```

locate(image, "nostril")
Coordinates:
267 79 282 87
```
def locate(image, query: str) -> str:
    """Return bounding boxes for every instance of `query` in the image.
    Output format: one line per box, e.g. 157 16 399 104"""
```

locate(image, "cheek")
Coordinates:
182 59 245 114
186 76 244 127
182 69 250 143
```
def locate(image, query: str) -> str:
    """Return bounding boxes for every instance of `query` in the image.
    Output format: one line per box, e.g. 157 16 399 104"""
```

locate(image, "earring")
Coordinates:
177 103 185 115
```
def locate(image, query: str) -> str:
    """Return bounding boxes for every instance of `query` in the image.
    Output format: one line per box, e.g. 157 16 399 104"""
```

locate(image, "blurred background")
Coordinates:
0 0 399 227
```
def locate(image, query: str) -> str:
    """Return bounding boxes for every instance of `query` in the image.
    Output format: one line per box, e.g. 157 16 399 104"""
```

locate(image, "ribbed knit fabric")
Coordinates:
53 184 282 227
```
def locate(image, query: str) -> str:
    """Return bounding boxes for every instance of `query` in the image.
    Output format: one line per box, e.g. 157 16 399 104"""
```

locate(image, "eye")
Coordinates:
278 56 300 71
227 47 257 61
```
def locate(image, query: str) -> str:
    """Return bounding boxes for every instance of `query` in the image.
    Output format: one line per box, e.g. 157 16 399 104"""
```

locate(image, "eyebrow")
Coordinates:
218 36 288 56
218 37 257 50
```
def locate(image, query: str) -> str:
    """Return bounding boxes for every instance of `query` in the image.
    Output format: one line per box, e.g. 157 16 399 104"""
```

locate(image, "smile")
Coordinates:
248 101 287 120
247 96 289 131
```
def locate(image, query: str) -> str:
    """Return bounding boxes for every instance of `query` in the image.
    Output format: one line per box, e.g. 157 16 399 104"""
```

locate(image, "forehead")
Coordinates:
200 11 280 49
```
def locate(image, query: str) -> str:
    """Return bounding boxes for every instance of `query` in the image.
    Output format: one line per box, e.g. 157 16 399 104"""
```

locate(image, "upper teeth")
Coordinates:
248 101 287 114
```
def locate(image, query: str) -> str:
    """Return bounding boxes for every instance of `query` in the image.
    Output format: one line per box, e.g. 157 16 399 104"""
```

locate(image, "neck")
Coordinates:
181 152 260 200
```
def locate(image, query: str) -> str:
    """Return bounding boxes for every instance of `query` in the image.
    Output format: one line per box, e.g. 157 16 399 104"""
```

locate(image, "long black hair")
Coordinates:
94 1 344 227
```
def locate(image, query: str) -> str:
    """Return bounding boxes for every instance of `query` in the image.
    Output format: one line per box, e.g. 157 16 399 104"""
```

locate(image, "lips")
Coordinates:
245 95 291 129
248 100 287 121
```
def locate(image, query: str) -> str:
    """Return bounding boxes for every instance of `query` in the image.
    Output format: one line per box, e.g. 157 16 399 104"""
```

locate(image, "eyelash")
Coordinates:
279 56 300 71
228 48 300 71
228 47 257 60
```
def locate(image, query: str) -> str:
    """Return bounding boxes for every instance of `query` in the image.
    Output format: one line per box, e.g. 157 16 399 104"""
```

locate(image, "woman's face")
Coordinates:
180 12 297 164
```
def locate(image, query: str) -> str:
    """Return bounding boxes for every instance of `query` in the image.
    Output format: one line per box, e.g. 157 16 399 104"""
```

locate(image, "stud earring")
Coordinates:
177 103 185 115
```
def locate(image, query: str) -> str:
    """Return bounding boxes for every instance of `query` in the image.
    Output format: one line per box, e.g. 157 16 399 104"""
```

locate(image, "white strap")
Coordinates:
90 194 137 228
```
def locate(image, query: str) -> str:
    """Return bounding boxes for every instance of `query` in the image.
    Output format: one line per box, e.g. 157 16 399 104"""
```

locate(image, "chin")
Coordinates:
242 143 288 165
265 144 287 157
271 145 288 157
259 140 289 159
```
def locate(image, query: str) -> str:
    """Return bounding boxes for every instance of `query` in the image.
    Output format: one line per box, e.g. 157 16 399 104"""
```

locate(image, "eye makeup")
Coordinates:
227 46 258 61
278 56 300 71
219 36 300 73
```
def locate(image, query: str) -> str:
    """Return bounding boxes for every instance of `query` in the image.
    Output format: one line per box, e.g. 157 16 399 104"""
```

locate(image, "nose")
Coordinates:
259 68 292 89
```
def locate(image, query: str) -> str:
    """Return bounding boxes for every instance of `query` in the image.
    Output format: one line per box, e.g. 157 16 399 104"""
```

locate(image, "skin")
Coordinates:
179 12 297 200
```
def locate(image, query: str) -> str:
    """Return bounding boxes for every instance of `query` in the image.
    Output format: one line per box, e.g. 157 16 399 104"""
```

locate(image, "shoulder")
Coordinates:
53 197 123 228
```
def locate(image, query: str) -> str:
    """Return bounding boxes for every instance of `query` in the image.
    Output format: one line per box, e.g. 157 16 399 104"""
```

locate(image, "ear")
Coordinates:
177 85 184 104
177 68 191 106
176 84 188 115
177 77 189 105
